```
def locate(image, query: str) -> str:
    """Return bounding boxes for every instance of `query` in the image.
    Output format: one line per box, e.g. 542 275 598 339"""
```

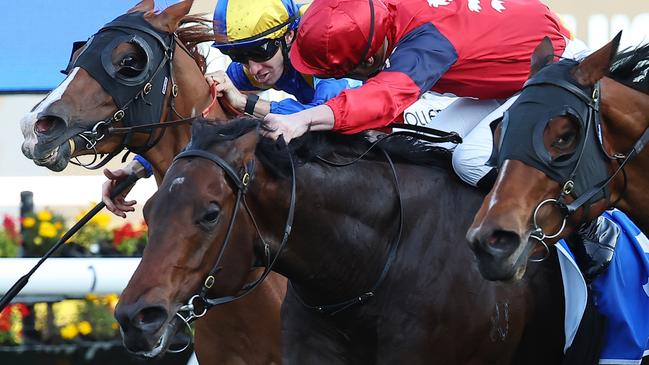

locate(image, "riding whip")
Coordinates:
0 164 148 312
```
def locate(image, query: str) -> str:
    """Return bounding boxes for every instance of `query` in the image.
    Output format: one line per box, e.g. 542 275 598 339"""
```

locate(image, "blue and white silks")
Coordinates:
557 209 649 364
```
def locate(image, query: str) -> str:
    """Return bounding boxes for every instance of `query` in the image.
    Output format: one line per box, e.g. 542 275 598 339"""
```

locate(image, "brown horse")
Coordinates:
117 117 571 364
19 0 285 363
466 34 649 283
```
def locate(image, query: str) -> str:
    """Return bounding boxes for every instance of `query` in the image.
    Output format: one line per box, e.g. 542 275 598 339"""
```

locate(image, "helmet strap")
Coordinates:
358 0 375 66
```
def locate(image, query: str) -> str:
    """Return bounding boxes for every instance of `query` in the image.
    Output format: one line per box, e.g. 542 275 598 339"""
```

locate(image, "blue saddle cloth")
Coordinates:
557 209 649 364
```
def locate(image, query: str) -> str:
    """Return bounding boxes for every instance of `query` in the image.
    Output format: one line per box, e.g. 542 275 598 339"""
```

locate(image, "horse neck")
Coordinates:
248 161 401 303
602 77 649 233
141 45 228 184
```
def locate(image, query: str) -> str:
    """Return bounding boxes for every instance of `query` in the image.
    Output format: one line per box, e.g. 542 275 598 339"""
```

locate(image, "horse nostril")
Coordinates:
34 116 65 135
131 306 168 334
478 229 521 257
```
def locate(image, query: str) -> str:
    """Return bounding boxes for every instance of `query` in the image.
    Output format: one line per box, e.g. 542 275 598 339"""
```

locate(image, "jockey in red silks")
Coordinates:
262 0 589 190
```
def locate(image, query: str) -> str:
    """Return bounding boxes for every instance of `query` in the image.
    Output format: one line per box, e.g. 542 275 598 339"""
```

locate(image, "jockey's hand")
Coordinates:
262 105 336 143
206 71 246 112
262 113 311 144
102 161 139 218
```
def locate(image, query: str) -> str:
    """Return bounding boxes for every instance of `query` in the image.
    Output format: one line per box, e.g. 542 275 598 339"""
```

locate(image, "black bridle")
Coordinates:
170 137 296 323
60 12 196 169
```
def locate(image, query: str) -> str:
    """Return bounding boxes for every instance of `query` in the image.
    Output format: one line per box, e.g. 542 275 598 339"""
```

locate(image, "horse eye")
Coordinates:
553 131 576 148
200 203 221 227
120 56 136 67
117 55 145 77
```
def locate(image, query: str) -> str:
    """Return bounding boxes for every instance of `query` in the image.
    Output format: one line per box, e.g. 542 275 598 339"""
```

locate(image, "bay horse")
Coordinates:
19 0 285 362
118 117 569 364
466 34 649 283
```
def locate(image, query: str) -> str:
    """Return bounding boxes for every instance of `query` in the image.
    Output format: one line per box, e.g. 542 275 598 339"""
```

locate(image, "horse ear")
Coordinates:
127 0 155 14
225 128 259 168
530 37 555 76
572 31 622 86
151 0 194 33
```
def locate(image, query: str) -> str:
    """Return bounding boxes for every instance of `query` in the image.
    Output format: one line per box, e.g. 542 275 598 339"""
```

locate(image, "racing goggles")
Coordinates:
218 38 282 64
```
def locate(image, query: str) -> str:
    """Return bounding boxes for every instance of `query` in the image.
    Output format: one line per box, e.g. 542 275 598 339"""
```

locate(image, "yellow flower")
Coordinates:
54 222 63 230
34 236 43 246
85 293 98 302
105 294 119 310
37 210 53 222
75 210 88 222
23 217 36 228
60 323 79 340
52 300 83 327
38 222 57 238
90 211 112 229
112 322 119 330
77 321 92 336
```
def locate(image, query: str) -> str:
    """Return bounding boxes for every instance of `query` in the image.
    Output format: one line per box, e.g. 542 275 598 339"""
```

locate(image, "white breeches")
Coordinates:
401 38 591 186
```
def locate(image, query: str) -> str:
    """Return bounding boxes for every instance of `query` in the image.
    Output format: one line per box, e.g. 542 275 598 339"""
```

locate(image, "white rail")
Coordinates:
0 258 141 296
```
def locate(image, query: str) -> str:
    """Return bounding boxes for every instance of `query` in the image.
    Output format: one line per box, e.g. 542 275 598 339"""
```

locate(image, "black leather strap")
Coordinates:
244 94 260 115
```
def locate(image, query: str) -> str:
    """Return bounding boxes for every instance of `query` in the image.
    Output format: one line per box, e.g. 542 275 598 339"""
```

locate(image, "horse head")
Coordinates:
20 0 225 173
466 33 649 281
115 119 271 357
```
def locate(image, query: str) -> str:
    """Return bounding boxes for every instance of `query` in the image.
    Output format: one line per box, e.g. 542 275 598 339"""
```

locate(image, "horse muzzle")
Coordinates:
22 111 86 171
29 137 73 172
115 302 174 355
466 225 532 281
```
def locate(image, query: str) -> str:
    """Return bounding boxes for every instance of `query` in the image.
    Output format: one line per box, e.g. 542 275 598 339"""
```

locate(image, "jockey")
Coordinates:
262 0 624 282
101 0 359 217
262 0 589 190
208 0 360 117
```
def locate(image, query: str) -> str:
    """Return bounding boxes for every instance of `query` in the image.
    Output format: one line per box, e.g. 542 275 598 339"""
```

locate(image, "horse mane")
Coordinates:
609 43 649 95
176 15 214 74
187 118 453 178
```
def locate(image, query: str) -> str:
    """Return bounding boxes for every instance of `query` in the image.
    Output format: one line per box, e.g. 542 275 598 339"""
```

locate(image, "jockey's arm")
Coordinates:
262 104 335 142
269 78 360 115
326 24 457 133
264 24 458 140
211 64 358 118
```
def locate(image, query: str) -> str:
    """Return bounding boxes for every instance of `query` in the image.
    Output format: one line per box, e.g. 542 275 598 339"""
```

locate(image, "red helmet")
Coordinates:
290 0 390 77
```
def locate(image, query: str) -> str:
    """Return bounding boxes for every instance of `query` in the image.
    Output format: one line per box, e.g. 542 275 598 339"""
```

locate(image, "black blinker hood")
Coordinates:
68 12 174 125
495 59 609 204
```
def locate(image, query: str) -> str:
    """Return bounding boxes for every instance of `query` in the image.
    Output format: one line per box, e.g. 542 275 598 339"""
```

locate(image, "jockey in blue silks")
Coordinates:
207 0 360 117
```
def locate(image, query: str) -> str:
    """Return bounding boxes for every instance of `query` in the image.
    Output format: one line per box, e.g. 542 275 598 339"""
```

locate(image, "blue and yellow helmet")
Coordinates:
213 0 307 47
